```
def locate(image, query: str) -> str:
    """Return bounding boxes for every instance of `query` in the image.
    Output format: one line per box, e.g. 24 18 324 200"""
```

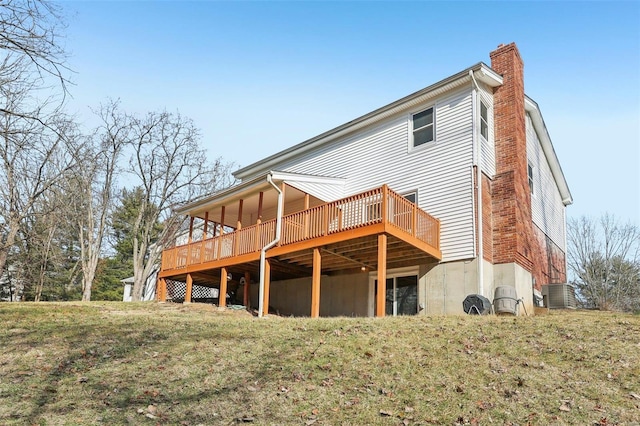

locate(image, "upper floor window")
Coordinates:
412 107 434 148
480 102 489 140
403 192 417 203
528 163 535 196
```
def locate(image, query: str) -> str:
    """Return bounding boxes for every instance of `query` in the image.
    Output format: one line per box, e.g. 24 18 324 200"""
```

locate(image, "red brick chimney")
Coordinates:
490 43 534 272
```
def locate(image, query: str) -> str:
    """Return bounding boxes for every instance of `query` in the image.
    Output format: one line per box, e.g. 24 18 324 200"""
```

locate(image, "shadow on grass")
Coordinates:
13 310 299 424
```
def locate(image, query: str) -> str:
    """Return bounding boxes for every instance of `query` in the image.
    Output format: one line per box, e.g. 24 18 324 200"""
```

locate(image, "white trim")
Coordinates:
401 190 418 204
176 171 346 216
528 162 536 199
524 97 572 205
479 100 489 142
408 104 436 153
368 266 420 316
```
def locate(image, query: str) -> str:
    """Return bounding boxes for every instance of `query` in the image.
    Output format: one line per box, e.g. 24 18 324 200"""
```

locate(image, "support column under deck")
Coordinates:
311 248 321 318
376 234 387 317
157 278 167 302
244 272 251 308
219 267 228 308
185 273 193 303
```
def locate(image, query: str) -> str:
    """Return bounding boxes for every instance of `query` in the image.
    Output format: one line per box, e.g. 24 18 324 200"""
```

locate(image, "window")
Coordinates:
480 101 488 140
528 163 535 195
403 192 417 203
412 107 434 148
374 275 419 316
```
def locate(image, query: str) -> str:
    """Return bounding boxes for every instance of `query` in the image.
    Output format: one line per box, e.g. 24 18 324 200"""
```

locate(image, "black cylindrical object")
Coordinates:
463 294 492 315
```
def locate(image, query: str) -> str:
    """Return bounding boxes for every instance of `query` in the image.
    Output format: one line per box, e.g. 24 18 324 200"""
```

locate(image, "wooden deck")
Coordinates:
160 185 440 281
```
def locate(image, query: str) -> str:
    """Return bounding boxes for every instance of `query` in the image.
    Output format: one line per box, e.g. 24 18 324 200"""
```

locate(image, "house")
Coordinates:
157 43 572 317
121 272 157 302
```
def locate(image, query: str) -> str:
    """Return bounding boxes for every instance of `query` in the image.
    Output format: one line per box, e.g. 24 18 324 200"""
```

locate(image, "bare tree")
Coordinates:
0 0 70 113
0 0 76 293
12 188 66 301
67 101 127 301
0 72 79 278
126 110 234 301
567 214 640 311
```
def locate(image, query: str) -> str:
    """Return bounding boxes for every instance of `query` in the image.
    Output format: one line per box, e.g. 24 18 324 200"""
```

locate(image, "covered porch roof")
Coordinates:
176 171 346 228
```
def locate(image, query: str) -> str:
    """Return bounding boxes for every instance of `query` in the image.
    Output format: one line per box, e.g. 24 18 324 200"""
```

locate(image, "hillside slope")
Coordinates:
1 303 639 425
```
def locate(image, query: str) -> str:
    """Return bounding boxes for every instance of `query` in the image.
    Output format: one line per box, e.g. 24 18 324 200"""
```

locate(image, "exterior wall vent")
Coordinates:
541 283 577 309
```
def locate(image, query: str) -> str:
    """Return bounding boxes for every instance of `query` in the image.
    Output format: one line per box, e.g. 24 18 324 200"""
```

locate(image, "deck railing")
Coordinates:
161 185 440 272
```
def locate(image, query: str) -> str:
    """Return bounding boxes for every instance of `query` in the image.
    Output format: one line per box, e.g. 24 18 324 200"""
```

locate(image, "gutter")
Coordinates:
469 69 485 297
258 172 283 318
524 97 573 206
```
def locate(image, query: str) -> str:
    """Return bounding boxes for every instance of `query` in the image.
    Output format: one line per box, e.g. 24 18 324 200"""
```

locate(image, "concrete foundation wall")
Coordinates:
493 263 534 315
421 258 533 316
251 259 535 317
422 259 479 315
268 272 370 317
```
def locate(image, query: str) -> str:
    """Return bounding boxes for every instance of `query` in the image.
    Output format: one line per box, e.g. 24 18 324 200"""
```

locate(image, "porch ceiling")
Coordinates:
274 234 437 274
181 171 346 227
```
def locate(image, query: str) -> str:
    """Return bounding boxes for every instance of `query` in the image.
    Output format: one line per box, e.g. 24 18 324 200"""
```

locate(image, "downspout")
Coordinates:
258 172 283 317
469 70 485 297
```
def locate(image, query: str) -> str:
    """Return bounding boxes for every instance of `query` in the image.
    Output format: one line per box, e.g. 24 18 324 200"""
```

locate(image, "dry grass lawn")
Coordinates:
0 302 639 425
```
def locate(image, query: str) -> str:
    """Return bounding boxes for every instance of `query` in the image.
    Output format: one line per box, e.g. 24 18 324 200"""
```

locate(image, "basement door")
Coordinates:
374 274 419 316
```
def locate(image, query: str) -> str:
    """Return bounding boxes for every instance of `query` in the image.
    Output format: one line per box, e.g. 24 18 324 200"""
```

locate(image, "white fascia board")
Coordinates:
175 171 347 216
270 170 346 185
175 172 272 216
234 63 503 181
525 96 573 206
474 64 504 88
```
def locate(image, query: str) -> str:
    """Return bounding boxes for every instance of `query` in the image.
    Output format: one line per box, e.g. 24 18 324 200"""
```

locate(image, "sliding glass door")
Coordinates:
375 274 418 316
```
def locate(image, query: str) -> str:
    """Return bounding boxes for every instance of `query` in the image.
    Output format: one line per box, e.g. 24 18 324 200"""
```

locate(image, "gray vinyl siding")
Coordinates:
526 114 566 251
267 87 476 262
478 85 496 177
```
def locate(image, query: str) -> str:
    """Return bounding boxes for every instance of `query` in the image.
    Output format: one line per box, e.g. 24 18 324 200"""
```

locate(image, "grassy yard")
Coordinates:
0 303 639 425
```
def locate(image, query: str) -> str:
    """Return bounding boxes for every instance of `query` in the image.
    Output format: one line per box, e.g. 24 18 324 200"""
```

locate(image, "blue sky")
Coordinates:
62 1 640 225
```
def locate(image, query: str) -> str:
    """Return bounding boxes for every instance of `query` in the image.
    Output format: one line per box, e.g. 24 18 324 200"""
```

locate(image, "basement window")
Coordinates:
412 107 434 148
480 101 489 140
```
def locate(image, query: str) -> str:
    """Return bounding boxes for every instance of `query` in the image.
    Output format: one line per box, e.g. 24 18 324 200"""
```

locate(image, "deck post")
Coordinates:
220 206 226 235
217 206 226 259
376 234 387 317
203 212 209 238
188 216 194 243
381 185 388 223
262 259 271 316
185 273 193 304
219 267 228 308
157 277 167 302
311 248 321 318
412 204 417 237
323 205 329 236
236 199 243 230
255 192 264 252
244 271 251 308
257 192 264 222
304 194 310 239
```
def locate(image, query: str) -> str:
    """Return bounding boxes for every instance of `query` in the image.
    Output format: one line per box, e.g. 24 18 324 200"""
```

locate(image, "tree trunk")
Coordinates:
81 270 95 301
0 219 20 290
